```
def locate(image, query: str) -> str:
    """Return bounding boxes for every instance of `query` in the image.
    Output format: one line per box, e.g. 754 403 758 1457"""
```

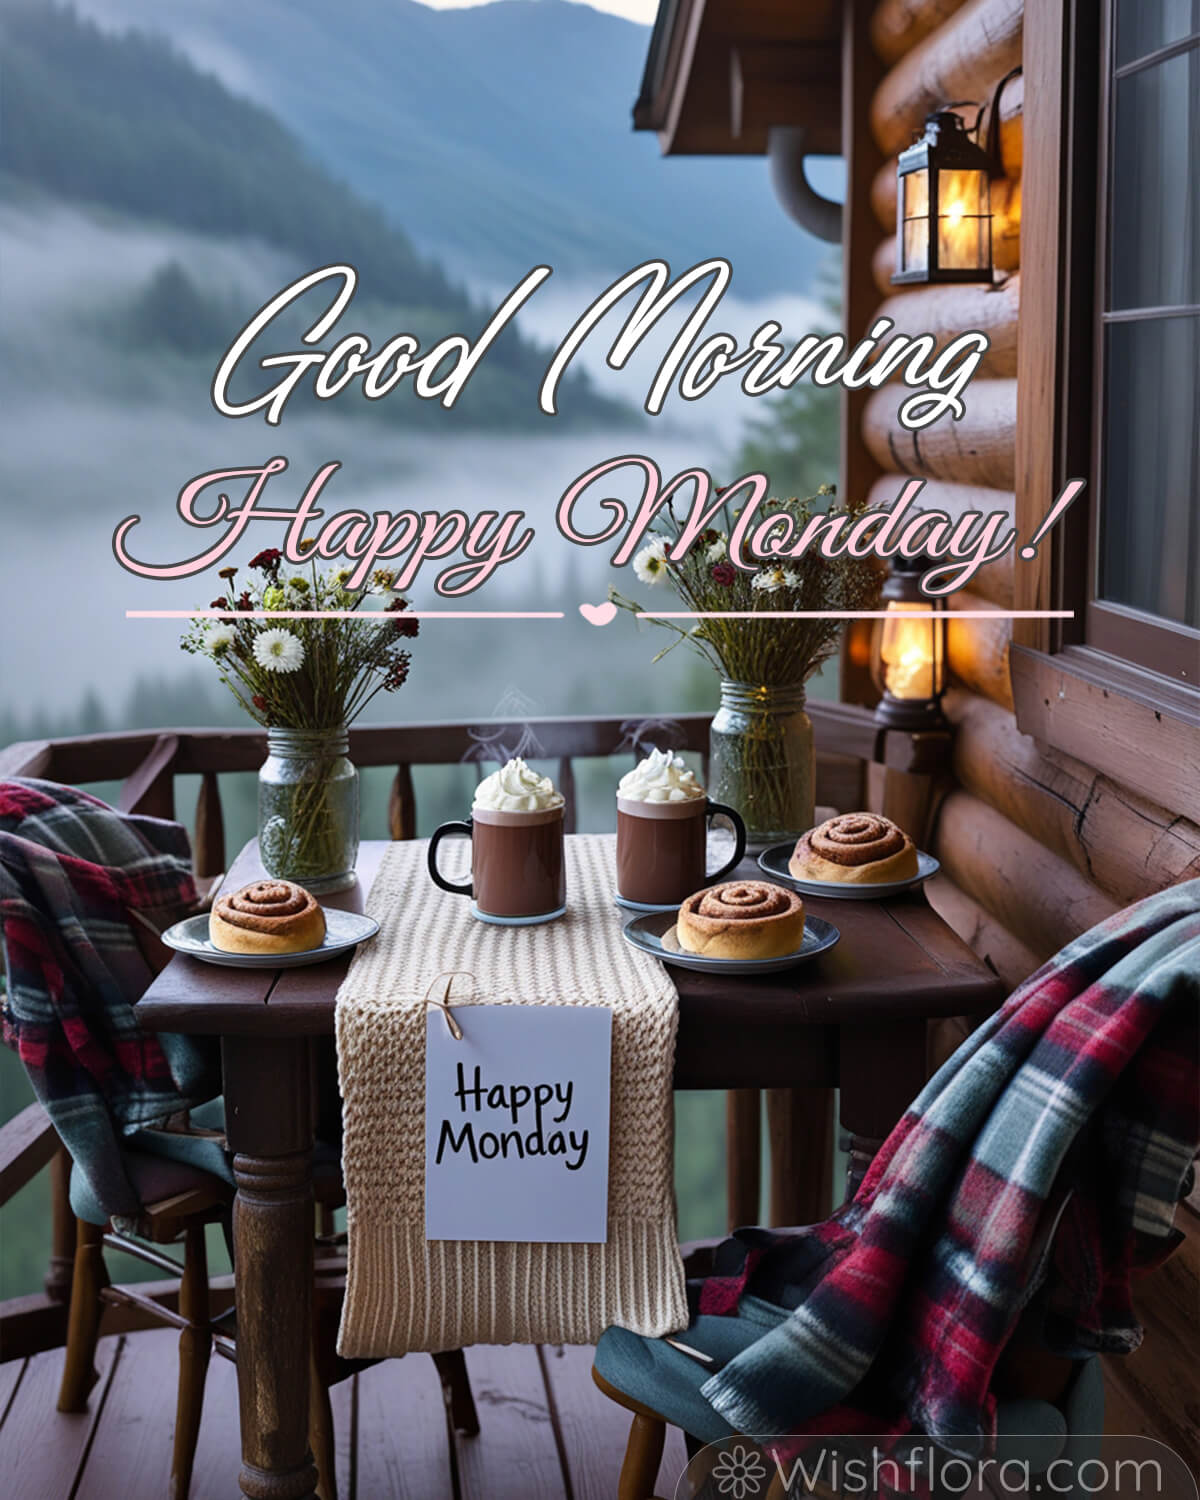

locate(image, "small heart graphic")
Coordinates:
579 600 618 627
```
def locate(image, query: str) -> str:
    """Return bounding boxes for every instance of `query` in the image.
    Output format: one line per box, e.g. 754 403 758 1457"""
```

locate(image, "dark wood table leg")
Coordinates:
838 1018 928 1202
222 1036 318 1500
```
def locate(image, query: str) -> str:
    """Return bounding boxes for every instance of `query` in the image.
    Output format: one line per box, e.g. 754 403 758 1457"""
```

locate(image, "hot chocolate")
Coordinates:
615 750 746 906
428 758 566 921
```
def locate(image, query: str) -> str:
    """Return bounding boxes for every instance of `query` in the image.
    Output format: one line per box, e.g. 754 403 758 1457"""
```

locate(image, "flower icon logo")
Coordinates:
711 1442 768 1498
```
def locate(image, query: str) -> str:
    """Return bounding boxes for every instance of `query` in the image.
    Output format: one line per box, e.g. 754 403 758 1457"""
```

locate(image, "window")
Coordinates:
1088 0 1200 682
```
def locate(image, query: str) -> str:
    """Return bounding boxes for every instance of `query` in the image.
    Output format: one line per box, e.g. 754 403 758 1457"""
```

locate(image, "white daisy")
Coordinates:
254 628 305 673
206 624 236 656
633 539 670 586
705 535 727 562
751 565 801 594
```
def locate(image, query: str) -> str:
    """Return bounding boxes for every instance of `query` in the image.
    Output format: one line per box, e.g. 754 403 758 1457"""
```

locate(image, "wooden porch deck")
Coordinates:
1 1330 687 1500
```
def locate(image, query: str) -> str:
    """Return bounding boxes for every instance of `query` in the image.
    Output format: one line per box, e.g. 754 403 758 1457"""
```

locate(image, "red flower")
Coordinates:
237 592 253 611
386 597 420 638
252 695 267 712
711 563 737 587
383 655 411 690
209 597 228 610
249 548 283 572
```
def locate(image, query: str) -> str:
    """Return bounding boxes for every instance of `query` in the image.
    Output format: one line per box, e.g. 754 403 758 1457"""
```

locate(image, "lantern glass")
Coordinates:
900 168 930 275
936 167 990 270
876 601 945 701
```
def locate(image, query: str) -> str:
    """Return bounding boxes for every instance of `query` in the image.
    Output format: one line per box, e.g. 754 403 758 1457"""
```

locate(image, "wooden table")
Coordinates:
138 839 1004 1500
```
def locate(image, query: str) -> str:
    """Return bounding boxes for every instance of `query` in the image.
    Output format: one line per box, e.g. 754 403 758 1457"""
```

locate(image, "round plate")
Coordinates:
756 844 940 901
160 908 380 968
621 910 840 975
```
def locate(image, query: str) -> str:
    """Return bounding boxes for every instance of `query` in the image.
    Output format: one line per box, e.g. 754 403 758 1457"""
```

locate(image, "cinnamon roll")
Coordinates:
788 813 918 885
209 880 326 955
676 881 806 959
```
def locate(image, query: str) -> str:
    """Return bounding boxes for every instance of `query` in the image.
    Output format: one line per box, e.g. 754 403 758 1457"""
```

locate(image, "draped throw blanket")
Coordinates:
335 835 688 1356
697 878 1200 1453
0 779 219 1221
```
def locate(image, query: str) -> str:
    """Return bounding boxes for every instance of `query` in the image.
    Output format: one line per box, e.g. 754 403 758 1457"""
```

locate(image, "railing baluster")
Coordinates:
557 757 577 835
193 770 226 879
388 764 417 840
44 1144 75 1304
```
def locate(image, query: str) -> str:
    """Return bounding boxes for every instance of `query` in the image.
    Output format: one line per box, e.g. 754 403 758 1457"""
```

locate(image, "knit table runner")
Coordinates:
334 833 688 1356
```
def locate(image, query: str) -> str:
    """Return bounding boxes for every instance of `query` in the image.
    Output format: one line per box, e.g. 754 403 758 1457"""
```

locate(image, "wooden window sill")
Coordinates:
1011 645 1200 815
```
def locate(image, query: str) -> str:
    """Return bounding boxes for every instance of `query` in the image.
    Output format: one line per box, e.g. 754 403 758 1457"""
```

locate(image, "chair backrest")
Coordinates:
0 778 217 1220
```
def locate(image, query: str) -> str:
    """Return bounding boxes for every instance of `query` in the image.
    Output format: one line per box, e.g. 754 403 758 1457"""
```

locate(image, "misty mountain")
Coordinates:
52 0 823 298
0 2 628 429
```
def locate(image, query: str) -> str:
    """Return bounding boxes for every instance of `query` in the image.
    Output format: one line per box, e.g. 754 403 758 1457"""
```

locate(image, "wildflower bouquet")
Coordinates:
610 487 881 841
181 548 418 887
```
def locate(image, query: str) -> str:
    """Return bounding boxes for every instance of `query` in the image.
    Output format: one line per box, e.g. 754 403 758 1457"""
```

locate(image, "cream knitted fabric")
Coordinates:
335 834 688 1356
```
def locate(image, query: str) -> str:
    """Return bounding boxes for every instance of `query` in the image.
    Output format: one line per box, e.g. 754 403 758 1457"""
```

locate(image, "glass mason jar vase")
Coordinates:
708 681 815 849
257 726 360 894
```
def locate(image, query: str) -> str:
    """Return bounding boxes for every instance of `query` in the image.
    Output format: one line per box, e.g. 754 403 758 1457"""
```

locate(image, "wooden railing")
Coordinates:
0 703 878 1360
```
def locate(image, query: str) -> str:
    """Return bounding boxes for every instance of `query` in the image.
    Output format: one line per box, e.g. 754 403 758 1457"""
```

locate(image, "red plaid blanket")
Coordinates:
0 779 219 1220
697 878 1200 1454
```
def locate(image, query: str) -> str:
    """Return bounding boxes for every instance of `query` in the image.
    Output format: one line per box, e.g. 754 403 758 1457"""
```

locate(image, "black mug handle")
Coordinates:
427 819 474 896
705 800 747 881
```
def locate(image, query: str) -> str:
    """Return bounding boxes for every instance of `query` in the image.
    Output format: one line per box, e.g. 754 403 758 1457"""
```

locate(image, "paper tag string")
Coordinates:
423 970 476 1042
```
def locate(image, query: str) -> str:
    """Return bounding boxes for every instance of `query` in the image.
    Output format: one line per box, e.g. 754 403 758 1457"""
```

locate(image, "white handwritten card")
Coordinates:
425 1004 613 1244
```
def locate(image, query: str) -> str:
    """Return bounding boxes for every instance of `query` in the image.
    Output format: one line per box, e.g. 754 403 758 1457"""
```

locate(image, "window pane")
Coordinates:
1100 315 1200 627
1115 0 1200 67
1109 48 1200 309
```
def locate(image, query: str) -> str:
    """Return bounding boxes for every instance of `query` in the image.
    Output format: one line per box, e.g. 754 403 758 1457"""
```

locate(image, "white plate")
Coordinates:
160 908 380 968
756 844 940 900
621 911 840 975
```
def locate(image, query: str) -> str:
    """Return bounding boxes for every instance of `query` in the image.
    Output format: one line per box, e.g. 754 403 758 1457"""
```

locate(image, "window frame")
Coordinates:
1012 0 1199 815
1086 4 1200 680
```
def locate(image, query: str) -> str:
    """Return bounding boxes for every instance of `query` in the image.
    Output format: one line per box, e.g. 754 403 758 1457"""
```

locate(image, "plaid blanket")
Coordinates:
698 877 1200 1453
0 778 219 1220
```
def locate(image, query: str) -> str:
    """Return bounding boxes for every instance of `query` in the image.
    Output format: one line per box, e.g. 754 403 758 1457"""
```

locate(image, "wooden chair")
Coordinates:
57 1141 479 1500
594 1171 1115 1499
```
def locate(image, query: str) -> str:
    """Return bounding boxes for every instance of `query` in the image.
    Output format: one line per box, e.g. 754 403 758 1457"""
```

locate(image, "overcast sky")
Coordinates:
418 0 658 22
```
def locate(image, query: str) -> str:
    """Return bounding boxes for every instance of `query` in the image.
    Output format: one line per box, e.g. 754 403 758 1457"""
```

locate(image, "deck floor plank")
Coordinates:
540 1342 690 1500
0 1357 27 1430
0 1335 120 1500
355 1354 456 1500
455 1345 566 1500
75 1329 182 1499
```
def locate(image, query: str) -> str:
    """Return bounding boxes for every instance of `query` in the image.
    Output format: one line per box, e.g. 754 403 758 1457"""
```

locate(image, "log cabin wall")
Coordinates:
859 0 1200 991
860 1 1200 1457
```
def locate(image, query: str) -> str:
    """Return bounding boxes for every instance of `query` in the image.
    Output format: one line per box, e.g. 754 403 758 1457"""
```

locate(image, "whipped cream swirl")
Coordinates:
618 748 704 804
473 757 564 813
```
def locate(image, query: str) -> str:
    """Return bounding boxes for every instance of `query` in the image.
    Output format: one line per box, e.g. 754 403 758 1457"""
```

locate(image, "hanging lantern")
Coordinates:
871 557 948 730
893 110 994 285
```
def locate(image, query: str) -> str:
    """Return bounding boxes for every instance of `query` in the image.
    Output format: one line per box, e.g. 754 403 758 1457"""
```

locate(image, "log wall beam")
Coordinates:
945 688 1200 905
947 590 1013 709
870 0 972 67
872 274 1019 378
869 0 1023 157
932 789 1119 961
862 377 1016 489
